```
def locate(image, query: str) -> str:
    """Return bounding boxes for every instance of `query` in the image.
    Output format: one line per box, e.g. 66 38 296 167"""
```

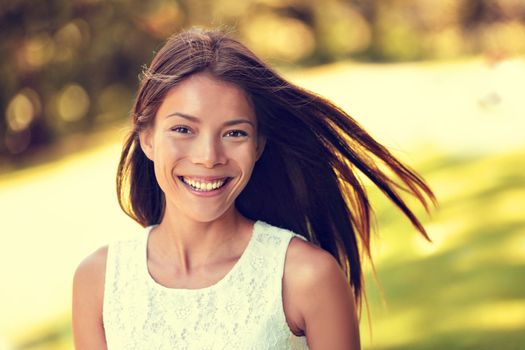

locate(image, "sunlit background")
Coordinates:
1 1 524 349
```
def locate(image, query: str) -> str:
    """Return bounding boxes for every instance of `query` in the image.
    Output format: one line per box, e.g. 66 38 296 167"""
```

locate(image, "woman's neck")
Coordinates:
148 206 252 275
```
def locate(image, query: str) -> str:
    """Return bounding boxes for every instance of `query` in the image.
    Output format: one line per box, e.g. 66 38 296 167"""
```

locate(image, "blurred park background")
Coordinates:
1 0 524 349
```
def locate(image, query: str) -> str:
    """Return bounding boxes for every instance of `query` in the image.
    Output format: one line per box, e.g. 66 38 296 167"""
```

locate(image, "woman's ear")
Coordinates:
138 128 155 161
255 135 266 161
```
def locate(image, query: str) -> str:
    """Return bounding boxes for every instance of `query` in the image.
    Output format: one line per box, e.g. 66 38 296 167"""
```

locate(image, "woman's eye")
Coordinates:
171 126 191 134
224 130 248 137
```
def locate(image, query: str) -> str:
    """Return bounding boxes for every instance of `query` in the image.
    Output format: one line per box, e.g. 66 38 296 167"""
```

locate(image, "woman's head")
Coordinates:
117 28 263 226
118 27 436 312
118 27 304 226
138 71 265 224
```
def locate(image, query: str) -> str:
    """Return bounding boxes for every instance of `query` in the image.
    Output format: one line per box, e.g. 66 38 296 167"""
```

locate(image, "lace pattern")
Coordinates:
103 220 310 349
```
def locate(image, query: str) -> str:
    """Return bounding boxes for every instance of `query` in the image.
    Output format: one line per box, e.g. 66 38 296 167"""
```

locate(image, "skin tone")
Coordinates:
72 72 360 349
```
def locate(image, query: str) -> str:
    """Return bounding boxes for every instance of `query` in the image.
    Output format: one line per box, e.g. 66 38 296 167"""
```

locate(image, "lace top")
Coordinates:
103 220 310 349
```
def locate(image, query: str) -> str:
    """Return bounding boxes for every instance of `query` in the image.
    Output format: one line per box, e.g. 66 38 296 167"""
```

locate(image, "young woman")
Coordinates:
72 28 435 349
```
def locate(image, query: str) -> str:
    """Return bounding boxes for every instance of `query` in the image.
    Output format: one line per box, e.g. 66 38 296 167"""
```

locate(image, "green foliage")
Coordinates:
0 0 164 161
1 0 525 163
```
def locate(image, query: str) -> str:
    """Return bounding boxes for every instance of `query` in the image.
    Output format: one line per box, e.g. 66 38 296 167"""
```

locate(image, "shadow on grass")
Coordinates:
366 328 525 350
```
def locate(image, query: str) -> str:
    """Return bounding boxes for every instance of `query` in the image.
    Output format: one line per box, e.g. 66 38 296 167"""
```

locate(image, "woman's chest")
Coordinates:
104 284 302 349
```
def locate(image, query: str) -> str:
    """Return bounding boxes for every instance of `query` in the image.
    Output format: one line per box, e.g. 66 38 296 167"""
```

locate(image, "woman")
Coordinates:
72 28 435 349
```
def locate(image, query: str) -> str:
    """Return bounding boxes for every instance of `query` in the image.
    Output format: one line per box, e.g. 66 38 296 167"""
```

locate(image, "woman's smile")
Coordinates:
177 176 233 196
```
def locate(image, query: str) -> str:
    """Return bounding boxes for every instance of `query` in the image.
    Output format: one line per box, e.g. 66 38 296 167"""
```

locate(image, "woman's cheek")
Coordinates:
167 138 192 159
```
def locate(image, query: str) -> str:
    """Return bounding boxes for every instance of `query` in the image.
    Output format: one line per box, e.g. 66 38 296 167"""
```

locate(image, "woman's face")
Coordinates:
139 72 265 223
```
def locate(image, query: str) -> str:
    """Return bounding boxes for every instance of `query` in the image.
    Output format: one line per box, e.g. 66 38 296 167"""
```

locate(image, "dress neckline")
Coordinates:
142 220 260 294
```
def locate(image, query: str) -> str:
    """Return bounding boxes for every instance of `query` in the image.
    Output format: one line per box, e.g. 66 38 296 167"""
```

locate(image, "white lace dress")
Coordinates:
103 220 310 349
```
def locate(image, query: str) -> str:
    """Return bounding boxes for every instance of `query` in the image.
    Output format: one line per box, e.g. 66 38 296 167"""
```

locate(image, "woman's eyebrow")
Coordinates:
166 112 255 127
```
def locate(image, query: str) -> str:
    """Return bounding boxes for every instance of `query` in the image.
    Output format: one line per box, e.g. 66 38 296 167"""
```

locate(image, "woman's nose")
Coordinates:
191 135 227 168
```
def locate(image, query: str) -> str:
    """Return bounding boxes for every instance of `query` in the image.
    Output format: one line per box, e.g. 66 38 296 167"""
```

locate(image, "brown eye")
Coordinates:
224 130 248 137
171 126 192 134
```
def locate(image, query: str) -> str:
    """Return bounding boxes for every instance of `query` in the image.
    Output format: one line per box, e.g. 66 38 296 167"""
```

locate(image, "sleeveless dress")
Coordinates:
103 220 311 349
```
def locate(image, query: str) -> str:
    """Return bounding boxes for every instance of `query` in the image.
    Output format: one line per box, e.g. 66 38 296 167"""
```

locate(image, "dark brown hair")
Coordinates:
116 27 436 312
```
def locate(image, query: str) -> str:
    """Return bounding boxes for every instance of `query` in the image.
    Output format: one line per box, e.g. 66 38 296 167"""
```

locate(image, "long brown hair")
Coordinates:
116 27 436 311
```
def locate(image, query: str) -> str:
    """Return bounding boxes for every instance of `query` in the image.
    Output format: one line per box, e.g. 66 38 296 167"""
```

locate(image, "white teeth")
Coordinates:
182 177 228 192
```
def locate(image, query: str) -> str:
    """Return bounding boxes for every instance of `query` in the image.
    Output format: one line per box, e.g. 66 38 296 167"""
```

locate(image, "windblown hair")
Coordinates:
116 27 436 312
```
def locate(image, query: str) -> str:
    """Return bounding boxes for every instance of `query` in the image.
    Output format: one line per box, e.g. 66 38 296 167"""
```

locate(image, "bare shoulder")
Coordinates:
73 245 109 311
74 245 109 287
283 236 361 349
282 237 341 329
284 236 345 292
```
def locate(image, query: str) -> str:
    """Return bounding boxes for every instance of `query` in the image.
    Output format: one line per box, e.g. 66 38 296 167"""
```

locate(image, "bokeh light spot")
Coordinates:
136 2 182 38
241 14 315 62
96 84 134 122
57 84 90 122
6 89 41 132
317 3 371 56
24 33 55 69
53 19 90 62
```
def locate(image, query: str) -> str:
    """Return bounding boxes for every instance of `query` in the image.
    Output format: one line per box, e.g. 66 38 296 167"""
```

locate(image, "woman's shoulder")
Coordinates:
285 236 343 287
73 245 109 293
76 245 109 270
256 220 342 285
256 220 338 272
283 235 354 335
72 244 110 333
73 230 144 279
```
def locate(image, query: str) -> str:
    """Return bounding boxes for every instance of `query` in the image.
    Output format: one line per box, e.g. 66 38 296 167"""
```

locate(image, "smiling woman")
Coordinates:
72 27 435 350
138 73 265 223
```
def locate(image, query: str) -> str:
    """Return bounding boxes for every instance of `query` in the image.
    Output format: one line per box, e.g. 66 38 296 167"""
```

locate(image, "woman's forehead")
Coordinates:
156 72 256 123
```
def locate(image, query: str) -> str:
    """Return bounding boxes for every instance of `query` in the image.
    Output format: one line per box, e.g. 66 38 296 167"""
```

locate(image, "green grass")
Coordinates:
360 148 525 349
10 148 524 350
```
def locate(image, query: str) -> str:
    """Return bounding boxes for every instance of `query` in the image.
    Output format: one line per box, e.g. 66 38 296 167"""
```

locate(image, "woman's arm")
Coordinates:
72 246 108 350
285 238 361 350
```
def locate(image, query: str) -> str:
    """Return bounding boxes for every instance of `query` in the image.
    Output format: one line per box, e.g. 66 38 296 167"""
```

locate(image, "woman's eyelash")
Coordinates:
225 130 248 137
171 126 191 133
